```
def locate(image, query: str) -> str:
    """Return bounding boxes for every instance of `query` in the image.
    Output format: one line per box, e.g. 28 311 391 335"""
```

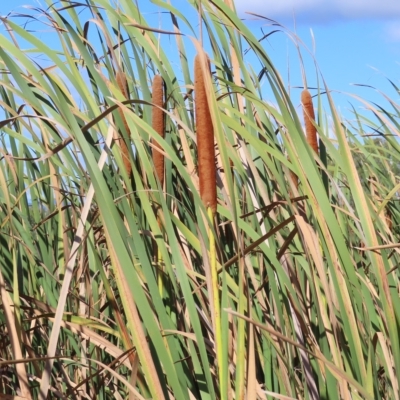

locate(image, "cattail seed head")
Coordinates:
194 53 217 214
115 70 132 177
301 89 318 155
151 74 165 187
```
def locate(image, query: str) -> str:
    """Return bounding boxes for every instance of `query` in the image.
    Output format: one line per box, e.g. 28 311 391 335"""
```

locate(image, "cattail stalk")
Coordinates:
194 54 217 214
195 52 224 395
152 74 165 187
301 89 318 155
115 70 132 177
151 74 166 295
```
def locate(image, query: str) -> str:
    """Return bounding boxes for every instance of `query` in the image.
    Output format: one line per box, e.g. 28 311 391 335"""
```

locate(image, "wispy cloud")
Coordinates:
234 0 400 24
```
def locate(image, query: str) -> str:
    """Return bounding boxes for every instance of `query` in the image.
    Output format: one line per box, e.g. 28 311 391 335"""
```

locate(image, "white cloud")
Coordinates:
234 0 400 23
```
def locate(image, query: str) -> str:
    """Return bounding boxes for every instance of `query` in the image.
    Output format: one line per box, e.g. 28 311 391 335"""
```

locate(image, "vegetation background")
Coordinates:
0 0 399 399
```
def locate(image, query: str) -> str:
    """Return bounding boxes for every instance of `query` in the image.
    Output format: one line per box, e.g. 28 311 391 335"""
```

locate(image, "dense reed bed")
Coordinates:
0 1 398 399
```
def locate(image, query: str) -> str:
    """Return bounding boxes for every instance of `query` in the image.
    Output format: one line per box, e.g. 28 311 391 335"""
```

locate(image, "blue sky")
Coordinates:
235 0 400 120
1 0 399 123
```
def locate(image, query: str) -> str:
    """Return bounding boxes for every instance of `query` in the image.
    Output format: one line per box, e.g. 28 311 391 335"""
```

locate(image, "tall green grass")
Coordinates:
0 1 398 399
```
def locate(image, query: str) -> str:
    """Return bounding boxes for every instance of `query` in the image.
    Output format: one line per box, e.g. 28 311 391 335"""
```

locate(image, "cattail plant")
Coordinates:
152 74 165 187
194 54 217 214
194 52 224 396
151 74 166 295
301 89 318 155
115 69 132 177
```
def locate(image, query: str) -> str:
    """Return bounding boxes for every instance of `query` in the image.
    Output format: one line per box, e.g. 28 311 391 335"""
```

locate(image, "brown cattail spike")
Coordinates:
194 53 217 214
152 74 165 187
301 89 318 155
115 70 132 177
